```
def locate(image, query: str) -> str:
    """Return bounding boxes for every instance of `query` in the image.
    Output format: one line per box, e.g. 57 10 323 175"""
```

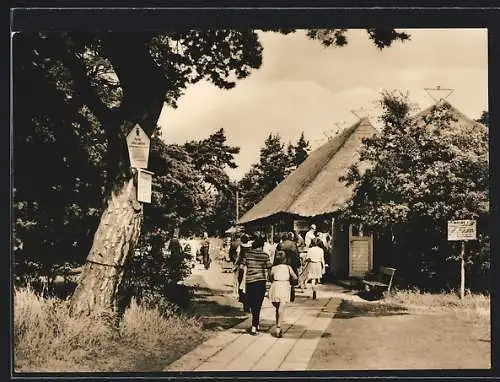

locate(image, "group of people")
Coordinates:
167 231 211 270
226 224 330 338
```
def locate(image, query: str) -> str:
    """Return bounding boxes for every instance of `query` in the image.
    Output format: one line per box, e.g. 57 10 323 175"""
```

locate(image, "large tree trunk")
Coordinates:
69 177 143 317
66 33 167 317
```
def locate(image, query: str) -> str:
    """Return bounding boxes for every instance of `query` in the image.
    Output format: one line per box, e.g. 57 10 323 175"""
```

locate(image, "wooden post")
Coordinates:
459 241 465 299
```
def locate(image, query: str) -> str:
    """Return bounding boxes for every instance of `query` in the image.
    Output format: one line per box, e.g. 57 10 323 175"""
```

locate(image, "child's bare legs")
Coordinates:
311 278 317 299
277 302 286 328
272 302 279 326
272 301 285 337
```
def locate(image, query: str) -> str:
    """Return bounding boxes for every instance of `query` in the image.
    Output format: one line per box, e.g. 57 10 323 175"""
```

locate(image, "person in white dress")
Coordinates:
303 238 325 300
186 234 200 268
268 250 298 338
304 224 317 248
263 237 277 265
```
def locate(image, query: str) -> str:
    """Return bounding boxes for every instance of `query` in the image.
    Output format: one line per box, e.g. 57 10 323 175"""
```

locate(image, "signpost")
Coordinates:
293 219 310 232
126 124 153 204
137 169 154 204
126 124 150 169
447 219 477 299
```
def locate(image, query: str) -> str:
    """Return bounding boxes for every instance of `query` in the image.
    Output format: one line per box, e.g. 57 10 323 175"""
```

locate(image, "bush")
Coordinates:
123 229 193 312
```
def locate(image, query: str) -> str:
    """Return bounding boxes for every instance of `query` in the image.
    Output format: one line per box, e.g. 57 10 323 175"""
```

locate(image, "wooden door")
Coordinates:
348 224 373 277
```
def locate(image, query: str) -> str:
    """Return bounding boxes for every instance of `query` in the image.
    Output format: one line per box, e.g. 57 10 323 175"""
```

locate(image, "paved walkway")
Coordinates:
165 260 362 372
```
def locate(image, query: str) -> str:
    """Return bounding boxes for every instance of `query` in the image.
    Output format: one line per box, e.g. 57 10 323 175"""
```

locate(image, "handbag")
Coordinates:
288 265 299 286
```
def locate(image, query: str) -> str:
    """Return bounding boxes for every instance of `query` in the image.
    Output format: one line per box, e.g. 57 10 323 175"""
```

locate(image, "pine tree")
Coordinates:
257 133 290 192
238 133 290 214
285 142 295 176
292 132 311 168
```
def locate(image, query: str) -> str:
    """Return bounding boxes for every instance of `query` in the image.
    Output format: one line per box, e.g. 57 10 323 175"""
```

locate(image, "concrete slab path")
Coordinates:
165 260 350 372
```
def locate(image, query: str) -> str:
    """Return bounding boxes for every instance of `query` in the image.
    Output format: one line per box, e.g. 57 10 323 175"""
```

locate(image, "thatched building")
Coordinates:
238 100 486 280
239 117 378 278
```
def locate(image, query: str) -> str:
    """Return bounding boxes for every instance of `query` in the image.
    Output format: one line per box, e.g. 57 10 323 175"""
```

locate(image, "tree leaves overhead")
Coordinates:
306 28 410 49
365 28 411 49
150 30 263 107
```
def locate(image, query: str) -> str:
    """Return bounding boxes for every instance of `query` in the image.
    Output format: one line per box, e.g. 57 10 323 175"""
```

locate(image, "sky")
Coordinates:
157 28 488 181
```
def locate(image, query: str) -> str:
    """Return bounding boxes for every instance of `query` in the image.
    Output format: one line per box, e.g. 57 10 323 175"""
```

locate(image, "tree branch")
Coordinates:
51 34 114 127
101 33 170 135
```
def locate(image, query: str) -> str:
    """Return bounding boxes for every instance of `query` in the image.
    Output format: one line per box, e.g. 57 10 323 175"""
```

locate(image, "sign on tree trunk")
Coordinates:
126 124 150 169
137 169 153 203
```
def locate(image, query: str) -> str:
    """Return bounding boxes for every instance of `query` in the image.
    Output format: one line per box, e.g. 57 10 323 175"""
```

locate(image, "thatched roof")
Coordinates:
412 99 487 132
238 117 378 224
239 100 486 226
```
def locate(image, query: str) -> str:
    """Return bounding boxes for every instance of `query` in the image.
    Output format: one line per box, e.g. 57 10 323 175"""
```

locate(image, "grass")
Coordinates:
14 286 207 372
386 289 490 325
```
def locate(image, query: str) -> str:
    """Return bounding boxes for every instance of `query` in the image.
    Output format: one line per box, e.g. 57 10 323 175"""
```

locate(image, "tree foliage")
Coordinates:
13 30 263 290
341 91 490 291
291 132 311 169
238 132 311 215
183 128 240 234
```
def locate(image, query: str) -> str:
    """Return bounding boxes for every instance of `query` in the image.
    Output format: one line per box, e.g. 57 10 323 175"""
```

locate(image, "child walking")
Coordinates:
268 250 298 338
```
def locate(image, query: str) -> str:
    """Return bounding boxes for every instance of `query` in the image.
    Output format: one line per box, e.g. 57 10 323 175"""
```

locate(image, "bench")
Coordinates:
362 266 396 297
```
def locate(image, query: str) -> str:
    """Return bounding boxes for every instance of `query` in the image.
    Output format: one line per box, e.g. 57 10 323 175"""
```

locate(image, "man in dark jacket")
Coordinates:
276 231 300 302
234 233 251 312
200 232 211 270
228 234 241 263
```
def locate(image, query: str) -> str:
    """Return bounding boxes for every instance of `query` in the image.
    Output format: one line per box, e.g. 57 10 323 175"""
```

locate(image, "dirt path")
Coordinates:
308 300 491 370
178 256 490 371
183 260 248 332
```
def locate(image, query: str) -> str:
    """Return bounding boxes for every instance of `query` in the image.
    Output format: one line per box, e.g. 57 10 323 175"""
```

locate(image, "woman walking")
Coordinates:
241 232 272 335
303 238 325 300
268 250 298 338
234 233 251 312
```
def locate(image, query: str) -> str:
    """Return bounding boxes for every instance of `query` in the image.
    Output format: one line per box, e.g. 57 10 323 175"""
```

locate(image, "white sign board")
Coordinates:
293 220 310 232
448 220 477 241
126 124 150 169
137 169 153 203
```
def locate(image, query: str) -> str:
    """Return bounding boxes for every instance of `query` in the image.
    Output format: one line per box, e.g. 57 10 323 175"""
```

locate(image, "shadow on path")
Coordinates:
185 274 249 332
334 299 409 319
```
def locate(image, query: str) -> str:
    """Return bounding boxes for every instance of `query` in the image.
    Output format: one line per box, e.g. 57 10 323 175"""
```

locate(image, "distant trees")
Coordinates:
238 132 311 215
183 128 240 234
341 91 490 292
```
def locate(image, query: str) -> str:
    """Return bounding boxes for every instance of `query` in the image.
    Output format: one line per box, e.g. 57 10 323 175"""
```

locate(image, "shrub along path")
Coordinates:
168 260 490 372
